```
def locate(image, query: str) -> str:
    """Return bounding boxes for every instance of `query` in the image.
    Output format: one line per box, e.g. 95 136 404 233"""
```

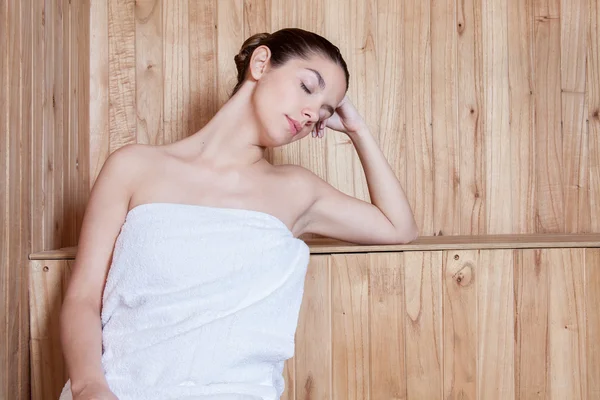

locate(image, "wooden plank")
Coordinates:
216 0 244 108
442 250 477 399
135 0 163 145
331 254 370 399
589 0 600 232
89 0 110 187
19 0 33 397
483 0 512 234
562 92 588 233
431 0 459 236
29 233 600 260
548 249 586 398
586 249 600 398
477 250 514 399
31 0 45 252
404 251 442 399
534 15 564 233
0 0 9 394
29 260 72 400
403 0 433 235
561 0 587 93
189 0 218 133
562 0 589 233
369 253 406 399
163 0 189 142
376 0 405 234
72 0 91 248
108 0 136 151
508 0 536 234
281 358 295 400
457 0 485 235
514 249 548 399
295 255 331 400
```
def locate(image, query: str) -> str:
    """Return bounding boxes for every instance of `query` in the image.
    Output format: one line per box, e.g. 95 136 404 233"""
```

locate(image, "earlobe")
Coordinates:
249 45 271 80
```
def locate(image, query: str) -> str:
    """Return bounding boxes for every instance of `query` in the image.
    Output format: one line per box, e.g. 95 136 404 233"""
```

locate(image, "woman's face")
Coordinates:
249 49 347 147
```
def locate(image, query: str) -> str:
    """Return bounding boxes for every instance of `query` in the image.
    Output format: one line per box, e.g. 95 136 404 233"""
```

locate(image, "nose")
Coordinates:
301 108 319 127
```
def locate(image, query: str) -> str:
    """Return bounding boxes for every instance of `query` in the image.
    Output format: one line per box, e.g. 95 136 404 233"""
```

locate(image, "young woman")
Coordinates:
59 28 418 400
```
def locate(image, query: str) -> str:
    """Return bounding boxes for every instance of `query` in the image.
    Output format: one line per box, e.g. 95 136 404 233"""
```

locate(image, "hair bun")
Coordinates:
234 32 271 80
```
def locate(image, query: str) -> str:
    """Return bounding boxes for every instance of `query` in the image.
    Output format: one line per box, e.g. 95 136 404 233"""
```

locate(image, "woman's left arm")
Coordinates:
300 97 418 244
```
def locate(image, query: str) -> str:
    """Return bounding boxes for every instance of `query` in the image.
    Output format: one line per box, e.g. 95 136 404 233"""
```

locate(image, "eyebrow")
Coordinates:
305 68 335 116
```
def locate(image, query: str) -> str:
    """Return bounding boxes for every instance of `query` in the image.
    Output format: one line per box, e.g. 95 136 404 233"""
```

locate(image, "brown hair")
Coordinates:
231 28 350 96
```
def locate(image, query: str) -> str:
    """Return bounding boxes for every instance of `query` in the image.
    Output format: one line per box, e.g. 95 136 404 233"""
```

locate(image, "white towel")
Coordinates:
59 202 310 400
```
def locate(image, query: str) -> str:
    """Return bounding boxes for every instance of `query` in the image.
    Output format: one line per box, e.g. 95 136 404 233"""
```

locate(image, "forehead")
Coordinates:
287 54 347 102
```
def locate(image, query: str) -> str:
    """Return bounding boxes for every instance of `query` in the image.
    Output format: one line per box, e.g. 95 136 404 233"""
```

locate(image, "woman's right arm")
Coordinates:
60 145 144 398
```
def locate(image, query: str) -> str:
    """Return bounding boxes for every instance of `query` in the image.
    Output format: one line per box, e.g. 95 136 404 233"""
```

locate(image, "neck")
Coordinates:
171 82 267 169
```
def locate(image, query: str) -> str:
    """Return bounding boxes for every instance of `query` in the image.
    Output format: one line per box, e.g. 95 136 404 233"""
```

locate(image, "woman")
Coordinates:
59 28 417 400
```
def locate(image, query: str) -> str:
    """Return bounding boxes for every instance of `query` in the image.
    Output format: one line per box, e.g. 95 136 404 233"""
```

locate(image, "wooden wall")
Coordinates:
1 0 89 398
87 0 600 239
29 248 600 399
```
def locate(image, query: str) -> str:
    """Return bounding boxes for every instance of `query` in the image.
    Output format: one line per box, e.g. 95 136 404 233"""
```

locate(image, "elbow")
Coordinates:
393 224 419 244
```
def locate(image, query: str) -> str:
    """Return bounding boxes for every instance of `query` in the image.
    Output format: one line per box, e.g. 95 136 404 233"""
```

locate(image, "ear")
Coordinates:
248 45 271 81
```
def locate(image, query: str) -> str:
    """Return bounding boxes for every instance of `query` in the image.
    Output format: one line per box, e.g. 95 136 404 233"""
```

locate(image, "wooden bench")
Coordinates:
29 234 600 399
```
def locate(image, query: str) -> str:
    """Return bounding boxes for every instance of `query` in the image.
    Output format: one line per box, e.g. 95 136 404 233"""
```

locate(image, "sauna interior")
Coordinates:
2 0 600 399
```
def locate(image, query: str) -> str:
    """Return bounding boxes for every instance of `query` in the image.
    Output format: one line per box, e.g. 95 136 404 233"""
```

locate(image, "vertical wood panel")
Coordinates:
404 0 433 235
562 0 589 233
431 0 459 236
189 0 218 134
1 8 10 399
404 251 442 399
514 249 548 399
548 249 586 399
457 0 485 235
163 0 189 142
369 253 406 399
216 0 244 108
332 254 370 400
295 255 331 400
29 260 72 400
508 0 536 234
482 0 512 234
376 0 405 229
534 16 564 233
108 0 136 151
588 0 600 232
477 250 514 399
586 249 600 398
443 250 477 399
135 0 163 145
89 0 109 187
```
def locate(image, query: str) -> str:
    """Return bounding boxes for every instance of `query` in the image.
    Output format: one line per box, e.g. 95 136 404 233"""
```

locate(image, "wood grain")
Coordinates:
108 0 136 151
586 249 600 398
404 251 442 399
483 0 512 234
331 254 370 399
369 253 406 399
514 249 548 399
534 14 564 233
443 250 477 399
508 0 536 234
477 250 514 399
431 0 459 236
295 255 331 400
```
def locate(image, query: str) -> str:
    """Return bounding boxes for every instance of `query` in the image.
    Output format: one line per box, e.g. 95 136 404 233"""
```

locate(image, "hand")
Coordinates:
72 382 118 400
312 96 368 139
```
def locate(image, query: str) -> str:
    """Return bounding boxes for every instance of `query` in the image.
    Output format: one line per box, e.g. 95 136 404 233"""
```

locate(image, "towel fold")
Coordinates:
59 202 310 400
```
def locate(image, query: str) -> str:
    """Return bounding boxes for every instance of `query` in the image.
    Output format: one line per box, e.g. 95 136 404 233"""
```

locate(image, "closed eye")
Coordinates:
301 83 312 94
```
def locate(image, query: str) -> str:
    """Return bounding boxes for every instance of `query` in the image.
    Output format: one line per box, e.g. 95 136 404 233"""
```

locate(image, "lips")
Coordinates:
286 116 302 136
